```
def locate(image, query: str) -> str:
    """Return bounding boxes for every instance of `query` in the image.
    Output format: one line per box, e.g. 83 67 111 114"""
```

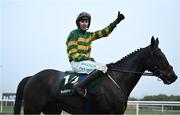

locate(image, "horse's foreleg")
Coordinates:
23 107 41 115
42 101 62 114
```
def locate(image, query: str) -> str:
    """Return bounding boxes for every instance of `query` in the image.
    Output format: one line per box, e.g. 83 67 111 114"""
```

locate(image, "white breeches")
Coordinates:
70 60 107 74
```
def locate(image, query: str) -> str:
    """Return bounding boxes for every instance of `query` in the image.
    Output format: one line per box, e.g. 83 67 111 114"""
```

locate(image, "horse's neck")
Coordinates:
112 50 147 97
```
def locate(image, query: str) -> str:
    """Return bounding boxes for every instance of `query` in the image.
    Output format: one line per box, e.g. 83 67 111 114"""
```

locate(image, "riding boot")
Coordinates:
73 70 104 97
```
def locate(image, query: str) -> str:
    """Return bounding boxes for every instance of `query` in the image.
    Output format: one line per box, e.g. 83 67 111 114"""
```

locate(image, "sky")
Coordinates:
0 0 180 98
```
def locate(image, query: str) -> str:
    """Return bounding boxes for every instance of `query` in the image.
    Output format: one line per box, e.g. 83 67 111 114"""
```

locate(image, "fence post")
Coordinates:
0 100 2 113
136 102 139 115
161 104 164 112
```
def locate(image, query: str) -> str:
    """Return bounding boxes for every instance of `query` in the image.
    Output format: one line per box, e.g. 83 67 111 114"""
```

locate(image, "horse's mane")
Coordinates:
107 46 149 69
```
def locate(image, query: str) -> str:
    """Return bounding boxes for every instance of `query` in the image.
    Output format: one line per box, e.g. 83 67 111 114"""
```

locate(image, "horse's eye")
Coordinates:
154 66 158 69
150 51 154 55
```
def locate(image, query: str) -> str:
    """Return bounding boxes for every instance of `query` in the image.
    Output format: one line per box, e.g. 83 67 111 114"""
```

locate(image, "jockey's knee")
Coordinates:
96 65 107 74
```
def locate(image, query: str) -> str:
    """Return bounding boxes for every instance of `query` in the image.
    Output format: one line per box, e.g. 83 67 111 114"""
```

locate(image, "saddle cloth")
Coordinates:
59 71 101 96
59 71 87 96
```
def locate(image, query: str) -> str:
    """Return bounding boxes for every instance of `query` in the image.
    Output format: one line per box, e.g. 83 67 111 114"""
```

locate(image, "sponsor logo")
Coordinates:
60 89 71 94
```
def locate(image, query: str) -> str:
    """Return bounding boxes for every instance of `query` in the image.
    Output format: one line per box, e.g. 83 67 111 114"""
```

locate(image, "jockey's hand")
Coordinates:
116 11 125 24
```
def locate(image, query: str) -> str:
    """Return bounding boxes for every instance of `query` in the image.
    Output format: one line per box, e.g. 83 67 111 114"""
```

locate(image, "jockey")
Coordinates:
66 11 125 96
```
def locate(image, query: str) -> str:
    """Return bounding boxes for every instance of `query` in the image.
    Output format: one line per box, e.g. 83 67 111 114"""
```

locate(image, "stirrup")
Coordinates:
79 89 87 97
83 89 87 97
74 87 87 97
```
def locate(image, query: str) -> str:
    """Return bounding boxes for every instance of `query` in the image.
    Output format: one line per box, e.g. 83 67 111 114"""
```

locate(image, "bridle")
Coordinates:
106 68 156 98
108 66 172 83
106 47 175 88
107 67 162 96
108 49 166 78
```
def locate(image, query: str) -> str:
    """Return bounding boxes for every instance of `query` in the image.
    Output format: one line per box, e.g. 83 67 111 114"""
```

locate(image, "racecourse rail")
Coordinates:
128 101 180 115
0 99 180 115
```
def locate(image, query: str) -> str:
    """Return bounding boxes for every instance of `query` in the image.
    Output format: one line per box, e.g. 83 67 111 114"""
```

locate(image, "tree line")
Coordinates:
129 94 180 101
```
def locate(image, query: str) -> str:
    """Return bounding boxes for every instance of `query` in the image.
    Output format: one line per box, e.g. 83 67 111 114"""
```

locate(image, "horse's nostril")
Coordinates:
170 75 177 82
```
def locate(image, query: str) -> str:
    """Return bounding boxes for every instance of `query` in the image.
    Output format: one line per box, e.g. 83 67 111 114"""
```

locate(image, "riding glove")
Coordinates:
115 11 125 25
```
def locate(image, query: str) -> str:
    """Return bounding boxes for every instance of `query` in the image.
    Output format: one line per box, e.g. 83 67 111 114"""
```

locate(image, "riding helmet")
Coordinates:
76 12 91 29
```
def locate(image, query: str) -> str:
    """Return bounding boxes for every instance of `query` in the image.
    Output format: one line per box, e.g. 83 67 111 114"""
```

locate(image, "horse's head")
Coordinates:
145 36 177 84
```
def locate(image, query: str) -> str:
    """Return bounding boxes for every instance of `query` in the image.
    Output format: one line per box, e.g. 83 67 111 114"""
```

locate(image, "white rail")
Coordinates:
128 101 180 115
0 99 15 113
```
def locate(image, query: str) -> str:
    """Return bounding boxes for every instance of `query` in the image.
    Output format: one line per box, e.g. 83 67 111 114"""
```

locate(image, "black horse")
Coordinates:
14 37 177 114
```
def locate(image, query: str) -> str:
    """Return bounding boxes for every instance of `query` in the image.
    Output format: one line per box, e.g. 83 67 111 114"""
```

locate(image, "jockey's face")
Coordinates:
79 19 89 31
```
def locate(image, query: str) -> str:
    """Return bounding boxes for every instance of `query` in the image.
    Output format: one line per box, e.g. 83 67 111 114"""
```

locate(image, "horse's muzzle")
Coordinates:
162 74 177 85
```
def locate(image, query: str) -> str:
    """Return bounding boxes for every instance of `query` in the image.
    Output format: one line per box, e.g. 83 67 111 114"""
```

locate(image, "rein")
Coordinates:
108 68 154 76
106 68 157 98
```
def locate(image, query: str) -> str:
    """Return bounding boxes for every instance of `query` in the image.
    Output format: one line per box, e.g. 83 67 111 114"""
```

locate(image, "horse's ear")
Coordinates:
151 36 155 48
155 38 159 47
